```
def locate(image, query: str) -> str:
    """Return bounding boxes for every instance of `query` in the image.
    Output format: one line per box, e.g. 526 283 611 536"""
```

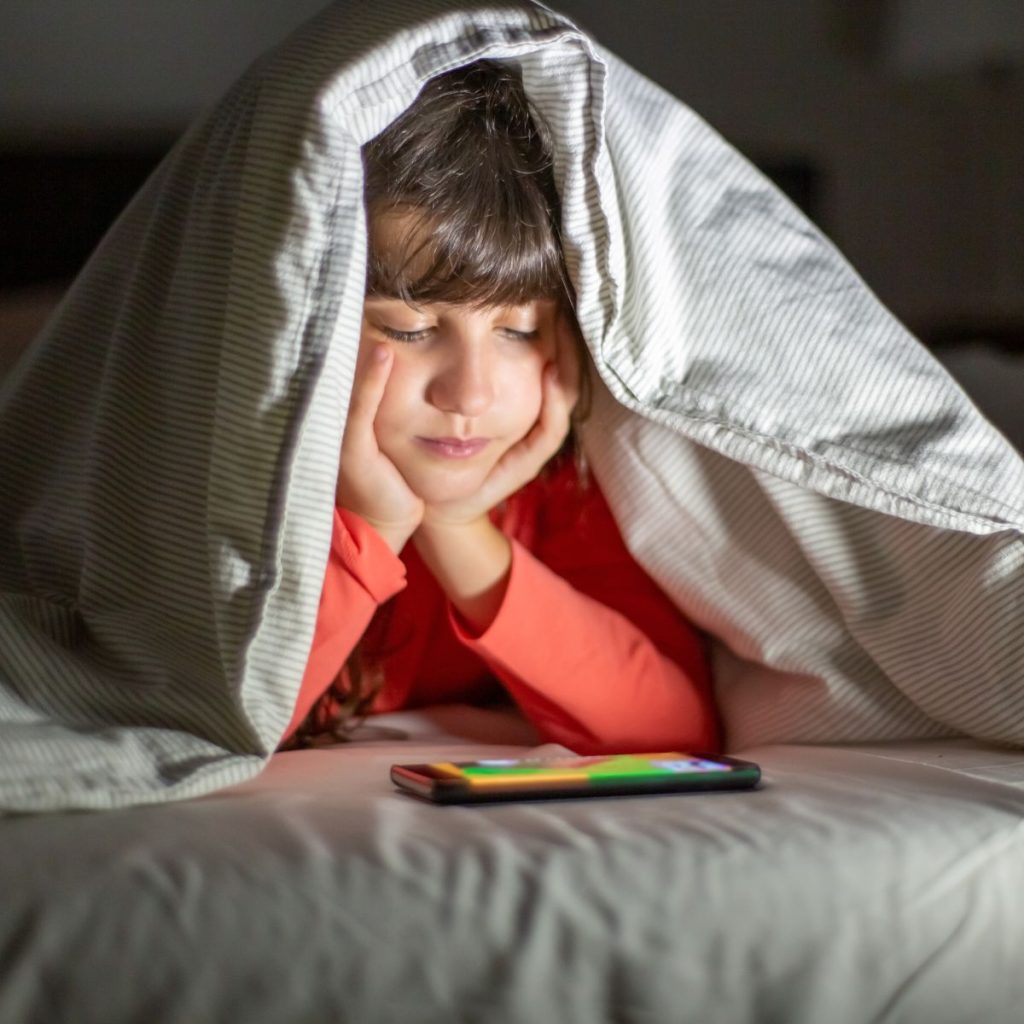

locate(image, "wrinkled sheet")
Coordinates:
2 705 1023 1024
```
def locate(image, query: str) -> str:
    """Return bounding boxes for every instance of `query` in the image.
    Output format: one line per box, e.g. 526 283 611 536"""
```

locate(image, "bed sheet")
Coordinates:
2 704 1023 1024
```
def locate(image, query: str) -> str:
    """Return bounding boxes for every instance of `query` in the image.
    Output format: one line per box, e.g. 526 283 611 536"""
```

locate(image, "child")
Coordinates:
280 60 719 754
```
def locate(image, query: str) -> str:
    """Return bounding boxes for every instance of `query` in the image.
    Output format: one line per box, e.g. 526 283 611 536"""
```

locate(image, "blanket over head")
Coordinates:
1 0 1021 811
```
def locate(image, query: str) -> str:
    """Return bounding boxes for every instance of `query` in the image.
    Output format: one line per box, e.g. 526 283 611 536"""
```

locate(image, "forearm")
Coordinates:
282 507 407 741
412 516 512 634
283 577 378 740
452 541 720 754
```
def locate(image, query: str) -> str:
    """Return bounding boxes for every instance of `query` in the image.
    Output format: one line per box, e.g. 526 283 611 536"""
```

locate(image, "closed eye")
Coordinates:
501 328 540 341
379 325 432 342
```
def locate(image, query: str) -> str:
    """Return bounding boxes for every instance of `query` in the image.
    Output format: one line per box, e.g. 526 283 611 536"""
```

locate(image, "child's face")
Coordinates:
358 291 560 504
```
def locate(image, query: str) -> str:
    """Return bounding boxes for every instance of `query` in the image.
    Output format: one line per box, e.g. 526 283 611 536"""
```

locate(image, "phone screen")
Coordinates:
443 753 735 788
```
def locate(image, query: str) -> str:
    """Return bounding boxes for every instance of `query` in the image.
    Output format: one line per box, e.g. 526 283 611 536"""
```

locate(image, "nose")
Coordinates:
427 338 495 418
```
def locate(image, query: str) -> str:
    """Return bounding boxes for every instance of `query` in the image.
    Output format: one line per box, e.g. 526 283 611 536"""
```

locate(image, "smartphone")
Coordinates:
390 751 761 804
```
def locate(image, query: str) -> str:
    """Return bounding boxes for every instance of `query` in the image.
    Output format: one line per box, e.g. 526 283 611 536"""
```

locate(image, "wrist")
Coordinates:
415 510 491 544
413 515 512 633
374 522 417 556
413 514 499 573
343 509 419 556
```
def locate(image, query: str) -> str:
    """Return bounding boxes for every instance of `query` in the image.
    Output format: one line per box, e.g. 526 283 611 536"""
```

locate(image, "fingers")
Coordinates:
336 344 425 541
555 315 583 413
489 361 572 487
343 344 392 451
536 361 576 449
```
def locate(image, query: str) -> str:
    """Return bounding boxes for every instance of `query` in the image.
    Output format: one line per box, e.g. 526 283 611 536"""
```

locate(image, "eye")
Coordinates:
379 325 432 343
500 327 540 342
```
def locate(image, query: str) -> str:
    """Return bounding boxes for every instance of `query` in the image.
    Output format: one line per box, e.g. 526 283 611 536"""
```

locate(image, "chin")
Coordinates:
402 463 491 505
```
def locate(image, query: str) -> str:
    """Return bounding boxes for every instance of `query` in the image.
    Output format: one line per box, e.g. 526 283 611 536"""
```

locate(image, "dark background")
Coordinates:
1 0 1021 441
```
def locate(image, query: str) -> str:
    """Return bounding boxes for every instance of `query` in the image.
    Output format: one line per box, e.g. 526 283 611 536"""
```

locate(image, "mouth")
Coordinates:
416 436 491 459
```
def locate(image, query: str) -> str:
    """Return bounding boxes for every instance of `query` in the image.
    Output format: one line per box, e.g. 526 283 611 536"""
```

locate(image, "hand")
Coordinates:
419 316 582 531
336 344 424 553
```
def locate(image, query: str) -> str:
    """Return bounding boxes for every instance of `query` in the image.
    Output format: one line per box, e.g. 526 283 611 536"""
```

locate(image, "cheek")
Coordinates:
503 357 546 429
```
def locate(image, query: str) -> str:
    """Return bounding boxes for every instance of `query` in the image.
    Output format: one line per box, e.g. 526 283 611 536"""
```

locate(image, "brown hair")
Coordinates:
284 59 587 749
363 59 570 307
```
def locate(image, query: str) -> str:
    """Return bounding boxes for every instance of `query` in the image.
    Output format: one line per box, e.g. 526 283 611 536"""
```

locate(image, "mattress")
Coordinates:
3 704 1023 1024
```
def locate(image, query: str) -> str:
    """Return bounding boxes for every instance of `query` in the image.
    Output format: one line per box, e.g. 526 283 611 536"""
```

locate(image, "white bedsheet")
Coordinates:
2 705 1022 1024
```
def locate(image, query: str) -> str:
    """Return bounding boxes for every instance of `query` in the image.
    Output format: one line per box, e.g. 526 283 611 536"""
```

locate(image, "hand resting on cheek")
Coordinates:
334 344 425 555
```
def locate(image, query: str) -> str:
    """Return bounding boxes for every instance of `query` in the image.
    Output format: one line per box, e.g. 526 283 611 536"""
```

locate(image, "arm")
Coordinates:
281 507 406 741
412 516 512 633
445 490 720 755
281 342 419 742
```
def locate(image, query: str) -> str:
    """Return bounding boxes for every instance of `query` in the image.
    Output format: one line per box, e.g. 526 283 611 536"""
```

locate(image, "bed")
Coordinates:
3 704 1024 1023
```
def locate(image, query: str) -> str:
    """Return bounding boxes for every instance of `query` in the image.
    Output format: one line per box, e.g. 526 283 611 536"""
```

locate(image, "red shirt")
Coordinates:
283 459 719 753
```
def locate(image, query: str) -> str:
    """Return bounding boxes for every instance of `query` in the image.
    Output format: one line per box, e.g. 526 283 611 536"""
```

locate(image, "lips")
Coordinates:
416 436 491 459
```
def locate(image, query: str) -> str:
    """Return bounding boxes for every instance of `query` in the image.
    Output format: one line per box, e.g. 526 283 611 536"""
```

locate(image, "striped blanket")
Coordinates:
1 0 1021 810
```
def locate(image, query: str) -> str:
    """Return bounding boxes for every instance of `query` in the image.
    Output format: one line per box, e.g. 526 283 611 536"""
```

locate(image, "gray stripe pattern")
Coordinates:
0 0 1020 810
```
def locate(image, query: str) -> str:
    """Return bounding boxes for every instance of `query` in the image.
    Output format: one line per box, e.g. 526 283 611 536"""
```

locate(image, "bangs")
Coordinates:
365 203 568 308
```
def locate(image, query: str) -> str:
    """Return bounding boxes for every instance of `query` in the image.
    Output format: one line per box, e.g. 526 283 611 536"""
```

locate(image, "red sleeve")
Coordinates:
450 481 720 755
281 508 406 741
